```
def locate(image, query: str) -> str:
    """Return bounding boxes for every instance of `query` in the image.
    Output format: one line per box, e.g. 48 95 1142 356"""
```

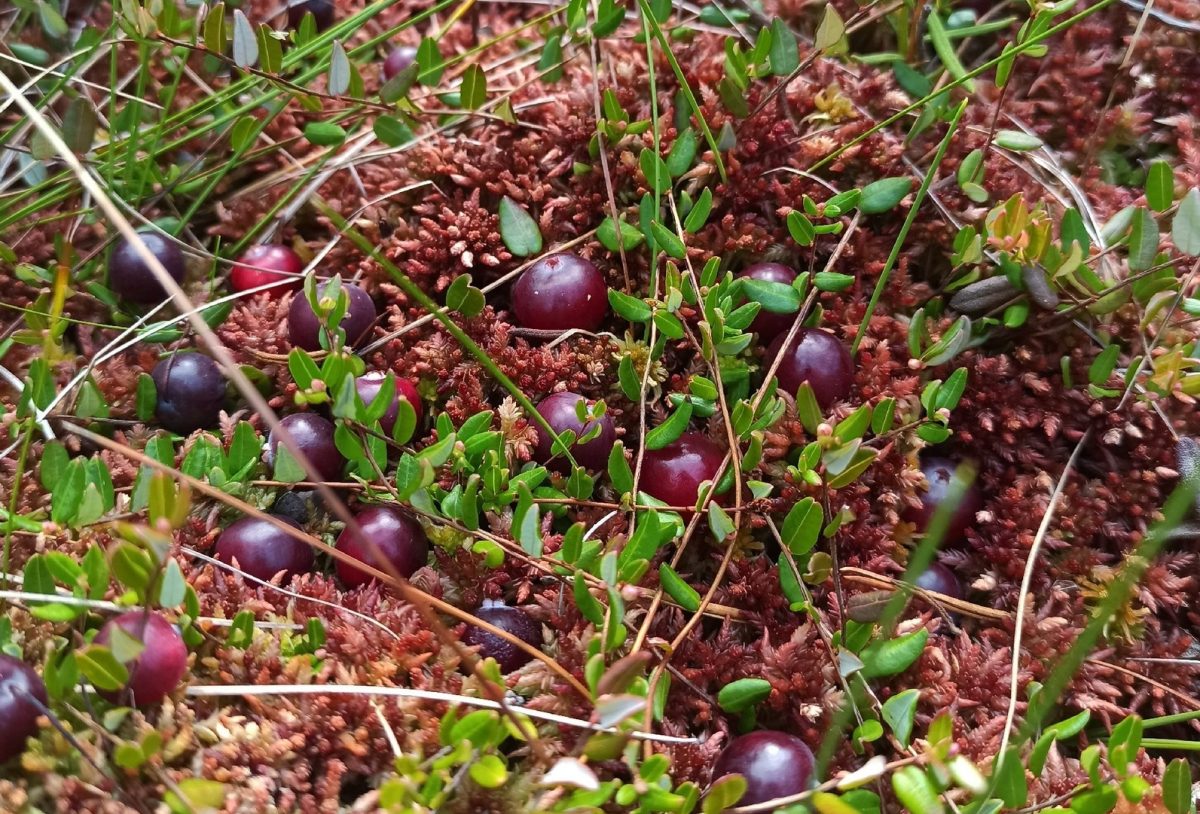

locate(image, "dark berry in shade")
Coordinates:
108 229 185 304
904 456 984 545
215 515 313 583
641 432 724 511
739 262 799 341
231 244 305 296
268 413 344 482
382 45 417 81
510 253 608 332
0 655 47 764
711 731 816 807
151 353 226 435
286 0 334 29
270 491 311 525
95 611 187 707
336 506 429 587
288 284 377 351
355 371 423 434
462 602 542 673
532 392 616 472
766 328 855 409
914 562 963 599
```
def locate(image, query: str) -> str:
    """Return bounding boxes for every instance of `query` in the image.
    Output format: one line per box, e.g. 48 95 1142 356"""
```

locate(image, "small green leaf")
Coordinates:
416 36 444 85
597 216 645 251
813 4 845 52
650 221 686 258
859 177 912 214
994 129 1044 151
892 766 943 814
231 9 258 67
1162 758 1193 814
469 754 508 788
717 678 772 713
608 290 652 322
992 747 1029 808
881 688 920 747
814 271 854 292
684 188 713 233
1146 161 1174 213
460 63 487 109
740 278 800 314
768 18 798 76
135 373 157 422
62 97 97 154
860 628 928 678
328 40 351 95
781 497 822 555
77 644 129 692
639 149 671 195
374 115 413 147
786 211 815 246
303 121 346 146
702 774 747 814
666 128 698 177
645 401 692 451
498 197 543 257
659 564 701 612
1172 188 1200 256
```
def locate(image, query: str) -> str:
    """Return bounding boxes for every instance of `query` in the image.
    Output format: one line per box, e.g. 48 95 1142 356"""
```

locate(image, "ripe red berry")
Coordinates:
288 284 377 351
641 432 724 510
230 245 305 296
904 456 983 545
740 262 799 341
711 731 816 806
286 0 334 29
0 654 47 764
355 371 423 434
267 413 345 482
766 328 854 408
108 229 186 304
151 353 226 434
914 562 963 599
336 506 428 587
382 46 417 81
215 515 314 583
95 611 187 707
462 602 542 673
511 253 608 331
532 392 616 472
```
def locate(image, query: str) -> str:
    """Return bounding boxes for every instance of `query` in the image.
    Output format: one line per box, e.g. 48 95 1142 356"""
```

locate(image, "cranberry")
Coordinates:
511 253 608 332
382 45 417 81
336 506 428 587
766 328 854 409
711 731 816 806
267 413 344 482
462 602 542 673
95 611 187 706
641 432 724 510
230 245 305 296
0 655 47 764
904 456 983 545
151 353 226 434
286 0 334 29
215 515 314 583
355 371 423 434
108 229 186 304
914 562 963 599
532 392 616 472
288 284 377 351
739 262 799 341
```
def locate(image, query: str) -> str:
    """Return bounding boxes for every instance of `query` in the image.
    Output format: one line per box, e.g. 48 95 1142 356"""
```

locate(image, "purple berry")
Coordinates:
267 413 344 482
914 562 963 599
712 731 816 806
766 328 855 409
287 284 377 351
286 0 335 29
215 515 314 583
382 46 417 81
0 655 47 764
355 371 423 434
462 602 542 673
108 229 186 304
532 392 616 472
904 456 983 545
511 253 608 331
95 611 187 707
740 262 799 341
641 432 724 511
336 506 428 587
231 245 304 296
151 353 226 434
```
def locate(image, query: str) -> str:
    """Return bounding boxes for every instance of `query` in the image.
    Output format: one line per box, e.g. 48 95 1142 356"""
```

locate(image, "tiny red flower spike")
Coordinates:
641 432 724 512
904 456 984 545
355 371 423 433
531 391 616 472
215 515 314 583
461 601 542 673
151 352 226 435
288 285 377 351
740 262 799 342
336 506 429 587
711 731 816 806
230 245 305 297
766 328 855 409
0 654 48 764
108 229 185 304
95 611 187 707
510 253 608 331
382 46 417 82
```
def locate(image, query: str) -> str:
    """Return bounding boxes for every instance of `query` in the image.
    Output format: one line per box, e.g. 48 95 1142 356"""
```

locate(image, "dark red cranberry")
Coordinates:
336 506 428 587
286 0 334 29
739 262 799 341
511 253 608 332
287 284 377 351
355 371 423 434
108 229 186 304
95 611 187 706
904 456 983 545
641 432 724 510
151 353 226 435
712 731 816 806
267 413 344 482
382 45 417 81
914 562 963 599
462 602 542 673
230 245 304 296
532 392 616 472
215 515 314 583
0 655 47 764
766 328 854 409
